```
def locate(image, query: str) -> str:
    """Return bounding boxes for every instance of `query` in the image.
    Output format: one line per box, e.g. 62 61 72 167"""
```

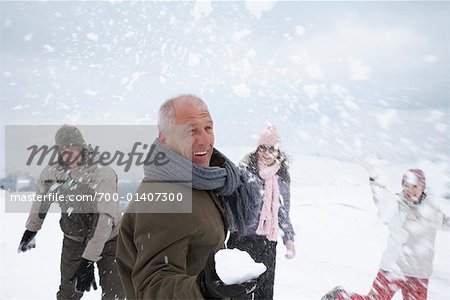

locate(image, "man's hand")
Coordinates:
71 258 97 293
17 230 37 253
285 240 296 259
197 251 265 299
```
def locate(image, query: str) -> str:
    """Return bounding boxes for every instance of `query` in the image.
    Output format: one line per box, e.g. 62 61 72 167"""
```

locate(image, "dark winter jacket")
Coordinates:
239 152 295 245
26 162 121 262
116 179 227 300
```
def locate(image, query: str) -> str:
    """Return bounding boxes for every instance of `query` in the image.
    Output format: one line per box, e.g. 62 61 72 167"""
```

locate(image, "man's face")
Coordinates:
402 182 424 202
60 146 83 169
160 99 215 167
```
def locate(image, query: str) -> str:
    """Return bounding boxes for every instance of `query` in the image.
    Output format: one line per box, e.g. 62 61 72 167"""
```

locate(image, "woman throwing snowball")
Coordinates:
322 168 450 300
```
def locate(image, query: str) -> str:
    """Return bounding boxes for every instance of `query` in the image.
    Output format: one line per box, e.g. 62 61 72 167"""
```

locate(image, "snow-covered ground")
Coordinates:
1 154 449 299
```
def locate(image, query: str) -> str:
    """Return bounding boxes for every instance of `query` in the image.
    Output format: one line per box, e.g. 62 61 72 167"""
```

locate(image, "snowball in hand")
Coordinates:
215 249 266 285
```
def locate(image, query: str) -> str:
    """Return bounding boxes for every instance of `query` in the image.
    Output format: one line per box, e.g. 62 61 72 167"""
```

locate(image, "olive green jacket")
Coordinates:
116 179 227 300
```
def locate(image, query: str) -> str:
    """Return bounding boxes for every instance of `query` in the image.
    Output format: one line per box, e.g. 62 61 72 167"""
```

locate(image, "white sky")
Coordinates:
1 1 449 172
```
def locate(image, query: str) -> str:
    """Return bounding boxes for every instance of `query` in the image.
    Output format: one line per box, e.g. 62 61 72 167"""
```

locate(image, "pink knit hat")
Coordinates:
258 123 281 148
402 169 426 189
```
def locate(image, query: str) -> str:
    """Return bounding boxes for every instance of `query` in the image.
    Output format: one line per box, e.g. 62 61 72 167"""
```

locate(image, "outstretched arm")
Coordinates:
19 168 55 253
359 160 399 224
25 169 55 232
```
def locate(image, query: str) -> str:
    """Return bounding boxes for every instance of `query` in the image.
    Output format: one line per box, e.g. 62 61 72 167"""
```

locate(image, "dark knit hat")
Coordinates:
55 125 85 149
402 169 426 189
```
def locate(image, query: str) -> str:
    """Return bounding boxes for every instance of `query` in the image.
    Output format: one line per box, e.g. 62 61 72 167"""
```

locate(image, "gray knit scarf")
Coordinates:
143 138 261 233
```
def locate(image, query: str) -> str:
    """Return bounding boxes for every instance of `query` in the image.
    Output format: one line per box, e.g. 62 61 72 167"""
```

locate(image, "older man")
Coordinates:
116 95 262 299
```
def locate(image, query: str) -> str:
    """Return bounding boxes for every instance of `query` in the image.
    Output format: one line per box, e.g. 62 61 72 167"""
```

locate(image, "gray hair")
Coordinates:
158 94 208 133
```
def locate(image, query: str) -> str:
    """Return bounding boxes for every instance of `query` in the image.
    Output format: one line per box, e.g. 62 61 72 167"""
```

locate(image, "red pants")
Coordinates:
337 270 429 300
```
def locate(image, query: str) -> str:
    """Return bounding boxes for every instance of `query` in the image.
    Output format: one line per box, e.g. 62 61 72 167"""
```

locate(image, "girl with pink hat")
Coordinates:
227 124 296 300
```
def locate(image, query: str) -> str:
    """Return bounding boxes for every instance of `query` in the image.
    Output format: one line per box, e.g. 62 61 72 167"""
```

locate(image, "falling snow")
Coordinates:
1 1 449 298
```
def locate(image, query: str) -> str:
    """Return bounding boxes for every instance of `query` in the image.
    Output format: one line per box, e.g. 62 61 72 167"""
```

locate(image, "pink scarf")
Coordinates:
255 159 280 241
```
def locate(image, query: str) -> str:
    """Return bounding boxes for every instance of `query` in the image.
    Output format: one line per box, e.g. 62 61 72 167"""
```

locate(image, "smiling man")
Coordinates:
116 95 264 299
158 96 214 167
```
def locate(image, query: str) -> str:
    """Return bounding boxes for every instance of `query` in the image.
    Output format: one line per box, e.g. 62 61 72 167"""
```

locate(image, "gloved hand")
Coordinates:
17 230 37 253
285 240 296 259
71 258 97 293
197 251 265 299
358 158 379 180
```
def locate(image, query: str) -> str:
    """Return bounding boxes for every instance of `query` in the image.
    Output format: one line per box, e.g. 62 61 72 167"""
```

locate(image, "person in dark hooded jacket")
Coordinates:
227 124 296 300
